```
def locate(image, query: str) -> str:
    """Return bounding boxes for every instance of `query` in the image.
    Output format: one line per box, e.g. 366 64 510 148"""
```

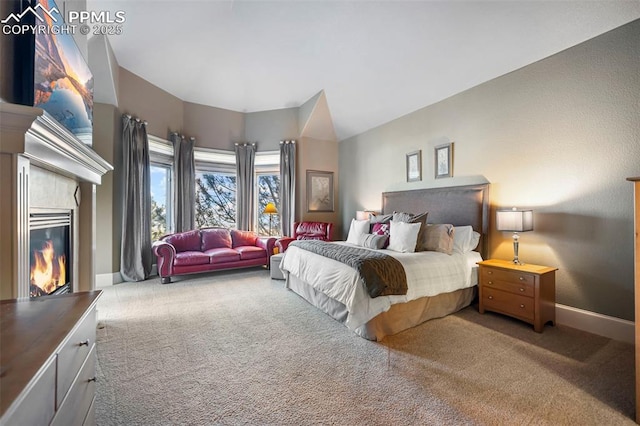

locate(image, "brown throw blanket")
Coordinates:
289 240 407 298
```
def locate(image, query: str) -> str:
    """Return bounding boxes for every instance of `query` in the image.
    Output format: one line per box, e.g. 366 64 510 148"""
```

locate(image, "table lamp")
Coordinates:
263 202 278 236
496 207 533 265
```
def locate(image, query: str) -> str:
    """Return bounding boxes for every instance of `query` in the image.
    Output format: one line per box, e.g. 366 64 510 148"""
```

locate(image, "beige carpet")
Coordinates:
95 268 635 425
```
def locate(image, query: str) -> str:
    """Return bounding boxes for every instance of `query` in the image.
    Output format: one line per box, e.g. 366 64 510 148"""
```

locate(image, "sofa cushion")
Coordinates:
235 246 266 260
231 230 258 248
163 230 201 253
205 247 241 264
201 228 232 251
174 251 210 266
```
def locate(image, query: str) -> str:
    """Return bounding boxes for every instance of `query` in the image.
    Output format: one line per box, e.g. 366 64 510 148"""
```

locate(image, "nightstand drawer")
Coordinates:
481 276 534 297
482 267 535 287
482 288 534 321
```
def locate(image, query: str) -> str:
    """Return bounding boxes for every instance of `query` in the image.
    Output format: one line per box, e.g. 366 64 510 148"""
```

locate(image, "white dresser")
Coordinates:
0 291 102 425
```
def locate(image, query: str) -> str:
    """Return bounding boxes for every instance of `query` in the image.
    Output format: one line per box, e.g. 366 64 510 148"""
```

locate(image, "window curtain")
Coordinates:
120 115 152 282
279 140 296 236
235 143 256 231
171 133 195 232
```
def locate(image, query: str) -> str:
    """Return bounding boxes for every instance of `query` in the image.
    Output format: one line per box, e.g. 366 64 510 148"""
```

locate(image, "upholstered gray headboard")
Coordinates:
382 184 490 258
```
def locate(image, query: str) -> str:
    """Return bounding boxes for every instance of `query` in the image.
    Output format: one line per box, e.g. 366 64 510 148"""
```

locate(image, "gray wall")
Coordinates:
183 102 245 150
339 20 640 321
245 108 299 151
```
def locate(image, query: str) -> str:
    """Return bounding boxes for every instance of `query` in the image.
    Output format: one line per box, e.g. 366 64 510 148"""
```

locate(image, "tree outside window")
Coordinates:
150 163 172 241
195 172 237 229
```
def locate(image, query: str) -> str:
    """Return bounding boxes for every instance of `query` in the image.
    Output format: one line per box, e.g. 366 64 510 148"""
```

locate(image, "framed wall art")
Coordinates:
406 150 422 182
435 143 454 179
307 170 334 212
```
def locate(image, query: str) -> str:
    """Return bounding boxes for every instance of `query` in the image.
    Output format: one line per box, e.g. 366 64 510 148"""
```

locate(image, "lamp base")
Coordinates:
512 232 525 265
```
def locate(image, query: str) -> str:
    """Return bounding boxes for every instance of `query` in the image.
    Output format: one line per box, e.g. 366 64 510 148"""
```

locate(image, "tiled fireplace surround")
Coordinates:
0 103 112 300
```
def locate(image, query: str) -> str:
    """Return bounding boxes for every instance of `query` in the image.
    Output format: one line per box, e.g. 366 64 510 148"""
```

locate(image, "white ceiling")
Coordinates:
86 1 640 141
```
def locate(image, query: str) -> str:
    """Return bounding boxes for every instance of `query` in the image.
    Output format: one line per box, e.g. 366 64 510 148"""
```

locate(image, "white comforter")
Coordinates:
280 242 482 330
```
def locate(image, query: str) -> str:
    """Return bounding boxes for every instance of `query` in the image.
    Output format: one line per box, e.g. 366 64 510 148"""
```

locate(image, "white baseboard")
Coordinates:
556 303 634 344
96 272 123 288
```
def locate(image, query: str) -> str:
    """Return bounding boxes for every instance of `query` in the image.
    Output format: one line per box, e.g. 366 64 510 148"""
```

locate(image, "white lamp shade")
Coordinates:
496 209 533 232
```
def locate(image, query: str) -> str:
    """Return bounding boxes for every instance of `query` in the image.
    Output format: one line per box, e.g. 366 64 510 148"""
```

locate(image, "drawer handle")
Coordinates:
488 281 493 285
487 271 493 275
519 288 525 292
519 277 524 281
88 377 97 383
488 295 493 300
79 339 90 347
520 304 525 308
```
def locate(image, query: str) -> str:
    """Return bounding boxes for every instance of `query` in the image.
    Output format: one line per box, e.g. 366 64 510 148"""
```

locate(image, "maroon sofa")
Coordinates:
275 221 333 253
152 228 276 284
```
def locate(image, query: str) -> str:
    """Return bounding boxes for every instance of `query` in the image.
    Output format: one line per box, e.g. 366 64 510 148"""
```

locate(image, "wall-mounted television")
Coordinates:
14 0 93 146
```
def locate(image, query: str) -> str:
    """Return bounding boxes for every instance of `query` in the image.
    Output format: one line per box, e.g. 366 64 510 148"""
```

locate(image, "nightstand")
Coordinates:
478 259 557 332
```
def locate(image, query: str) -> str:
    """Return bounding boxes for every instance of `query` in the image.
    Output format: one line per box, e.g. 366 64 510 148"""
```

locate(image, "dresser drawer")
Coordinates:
57 307 96 407
482 267 535 286
482 274 534 297
2 356 56 426
52 344 96 426
482 288 534 321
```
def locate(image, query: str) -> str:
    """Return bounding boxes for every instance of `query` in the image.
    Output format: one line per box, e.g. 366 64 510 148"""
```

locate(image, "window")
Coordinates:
149 136 174 241
257 173 280 236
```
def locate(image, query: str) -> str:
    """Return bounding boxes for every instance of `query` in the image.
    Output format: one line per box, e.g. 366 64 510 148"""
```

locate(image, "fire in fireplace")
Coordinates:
30 213 72 298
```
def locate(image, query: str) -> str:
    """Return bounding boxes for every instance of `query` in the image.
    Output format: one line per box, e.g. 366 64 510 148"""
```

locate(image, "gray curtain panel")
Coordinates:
235 143 256 231
172 133 195 232
120 115 152 282
279 140 296 236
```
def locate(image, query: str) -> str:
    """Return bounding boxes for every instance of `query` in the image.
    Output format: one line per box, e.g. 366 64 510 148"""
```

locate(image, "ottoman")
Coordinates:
270 253 285 280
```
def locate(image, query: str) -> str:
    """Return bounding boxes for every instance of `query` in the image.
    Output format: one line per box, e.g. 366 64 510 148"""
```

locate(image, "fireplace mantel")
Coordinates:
0 102 112 184
0 102 113 300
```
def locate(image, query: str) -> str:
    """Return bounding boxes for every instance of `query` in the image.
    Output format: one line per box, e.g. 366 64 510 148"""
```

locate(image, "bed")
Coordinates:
280 183 490 341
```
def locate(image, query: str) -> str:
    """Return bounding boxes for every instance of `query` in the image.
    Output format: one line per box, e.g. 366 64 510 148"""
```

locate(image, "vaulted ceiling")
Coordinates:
86 0 640 141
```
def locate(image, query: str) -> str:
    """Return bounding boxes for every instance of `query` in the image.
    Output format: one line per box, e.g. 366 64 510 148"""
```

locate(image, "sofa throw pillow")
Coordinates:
423 224 455 255
387 220 421 253
357 233 389 250
346 219 370 245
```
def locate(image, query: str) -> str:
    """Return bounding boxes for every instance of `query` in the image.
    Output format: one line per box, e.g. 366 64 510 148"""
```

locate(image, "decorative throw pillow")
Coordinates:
371 223 390 248
387 220 421 253
369 213 393 233
371 222 390 236
423 224 455 255
346 219 370 245
357 233 389 250
453 226 481 254
392 211 429 251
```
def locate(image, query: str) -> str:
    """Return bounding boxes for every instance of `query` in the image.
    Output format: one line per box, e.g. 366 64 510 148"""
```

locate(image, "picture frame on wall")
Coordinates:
307 170 334 212
435 142 454 179
406 150 422 182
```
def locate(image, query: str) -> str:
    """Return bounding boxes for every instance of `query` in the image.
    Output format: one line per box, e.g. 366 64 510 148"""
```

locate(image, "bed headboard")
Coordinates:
382 183 490 258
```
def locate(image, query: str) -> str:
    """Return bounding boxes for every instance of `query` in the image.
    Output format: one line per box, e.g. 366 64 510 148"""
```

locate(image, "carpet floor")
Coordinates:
95 268 635 425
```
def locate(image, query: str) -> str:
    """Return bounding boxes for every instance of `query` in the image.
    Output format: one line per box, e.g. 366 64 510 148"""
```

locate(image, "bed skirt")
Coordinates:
285 273 476 341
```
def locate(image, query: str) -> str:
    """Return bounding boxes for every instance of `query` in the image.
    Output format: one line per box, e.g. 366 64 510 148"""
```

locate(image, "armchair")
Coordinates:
276 221 333 252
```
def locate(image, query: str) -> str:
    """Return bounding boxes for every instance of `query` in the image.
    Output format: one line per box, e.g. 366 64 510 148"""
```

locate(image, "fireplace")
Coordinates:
29 212 72 298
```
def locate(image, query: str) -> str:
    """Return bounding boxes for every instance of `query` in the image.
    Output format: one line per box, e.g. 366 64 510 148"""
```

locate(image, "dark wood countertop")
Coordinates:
0 291 102 416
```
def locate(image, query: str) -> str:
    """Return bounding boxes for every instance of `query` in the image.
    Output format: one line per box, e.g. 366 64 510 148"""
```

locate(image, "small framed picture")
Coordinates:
307 170 334 212
435 142 454 179
406 150 422 182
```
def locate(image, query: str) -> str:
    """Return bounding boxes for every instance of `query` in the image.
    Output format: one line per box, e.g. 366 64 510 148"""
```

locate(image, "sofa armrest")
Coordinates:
256 237 277 258
152 240 176 278
275 237 295 253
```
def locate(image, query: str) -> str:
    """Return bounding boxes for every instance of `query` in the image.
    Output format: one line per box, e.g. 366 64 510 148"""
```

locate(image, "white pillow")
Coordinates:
387 220 421 253
346 219 370 244
453 226 481 253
